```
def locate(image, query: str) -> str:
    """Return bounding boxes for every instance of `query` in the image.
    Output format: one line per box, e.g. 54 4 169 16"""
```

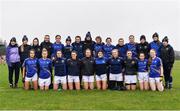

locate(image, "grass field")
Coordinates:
0 61 180 110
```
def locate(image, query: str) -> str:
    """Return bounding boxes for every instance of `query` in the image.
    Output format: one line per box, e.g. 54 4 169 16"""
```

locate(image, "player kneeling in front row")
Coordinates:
124 50 138 90
149 49 164 92
53 50 67 91
67 51 81 90
138 53 149 90
81 49 95 90
22 49 38 90
108 49 125 90
38 49 52 91
95 50 108 90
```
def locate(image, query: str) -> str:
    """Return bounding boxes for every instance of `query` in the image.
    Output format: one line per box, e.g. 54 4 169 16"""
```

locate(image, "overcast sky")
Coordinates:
0 0 180 50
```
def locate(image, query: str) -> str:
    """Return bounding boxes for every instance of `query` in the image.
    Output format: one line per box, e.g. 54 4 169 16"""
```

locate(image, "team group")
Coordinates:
5 32 175 91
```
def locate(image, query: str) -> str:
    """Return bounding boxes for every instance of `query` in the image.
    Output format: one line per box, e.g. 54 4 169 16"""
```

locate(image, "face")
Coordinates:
163 41 168 46
44 36 50 42
112 50 118 58
98 52 103 58
85 50 91 57
11 41 16 46
140 39 145 43
86 37 91 41
127 51 132 58
150 50 156 58
71 52 77 60
75 37 81 43
153 37 158 41
23 40 28 45
30 51 35 58
96 38 101 44
55 36 61 43
118 39 124 46
129 36 134 43
139 53 145 60
106 39 111 44
33 39 38 46
42 51 48 58
66 41 71 45
56 51 62 58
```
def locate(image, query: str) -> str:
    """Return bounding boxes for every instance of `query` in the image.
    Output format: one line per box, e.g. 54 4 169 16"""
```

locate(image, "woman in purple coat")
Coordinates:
6 37 20 88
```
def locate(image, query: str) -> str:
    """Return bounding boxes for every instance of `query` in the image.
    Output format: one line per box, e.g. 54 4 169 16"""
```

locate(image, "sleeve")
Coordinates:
135 59 138 71
62 44 65 54
49 60 53 74
121 58 125 69
22 59 26 67
6 46 11 66
52 59 55 66
169 46 175 67
71 43 75 51
37 59 40 74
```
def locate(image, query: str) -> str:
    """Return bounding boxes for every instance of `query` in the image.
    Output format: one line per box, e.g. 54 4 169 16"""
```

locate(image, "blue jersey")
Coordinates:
38 58 52 79
95 57 108 75
103 44 115 58
108 57 124 74
72 42 84 59
138 59 148 72
52 42 64 57
149 57 162 78
23 58 38 77
116 44 128 58
53 57 67 76
125 43 137 57
94 43 104 56
149 41 162 57
64 45 73 59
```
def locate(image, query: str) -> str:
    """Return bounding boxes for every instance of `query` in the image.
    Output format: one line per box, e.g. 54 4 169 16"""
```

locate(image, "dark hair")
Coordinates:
95 36 102 42
162 36 168 43
45 35 50 37
75 36 81 40
33 38 39 46
55 35 61 39
66 36 71 42
9 37 17 46
22 35 28 42
97 50 104 54
140 35 146 41
129 35 134 38
71 50 77 54
106 37 112 42
97 50 104 57
152 32 159 38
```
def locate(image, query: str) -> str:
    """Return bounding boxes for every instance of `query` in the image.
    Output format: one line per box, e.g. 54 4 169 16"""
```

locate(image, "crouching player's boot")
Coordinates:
165 81 169 89
109 81 116 90
117 81 126 91
169 76 173 89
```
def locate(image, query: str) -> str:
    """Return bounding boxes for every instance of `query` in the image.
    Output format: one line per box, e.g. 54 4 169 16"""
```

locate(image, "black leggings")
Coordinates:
8 62 20 85
163 64 173 83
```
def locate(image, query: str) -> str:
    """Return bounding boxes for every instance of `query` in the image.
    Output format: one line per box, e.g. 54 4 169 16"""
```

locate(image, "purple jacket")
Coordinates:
6 45 20 66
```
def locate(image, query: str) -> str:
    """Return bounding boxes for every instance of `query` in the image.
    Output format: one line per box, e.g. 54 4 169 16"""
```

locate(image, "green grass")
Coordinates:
0 61 180 110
